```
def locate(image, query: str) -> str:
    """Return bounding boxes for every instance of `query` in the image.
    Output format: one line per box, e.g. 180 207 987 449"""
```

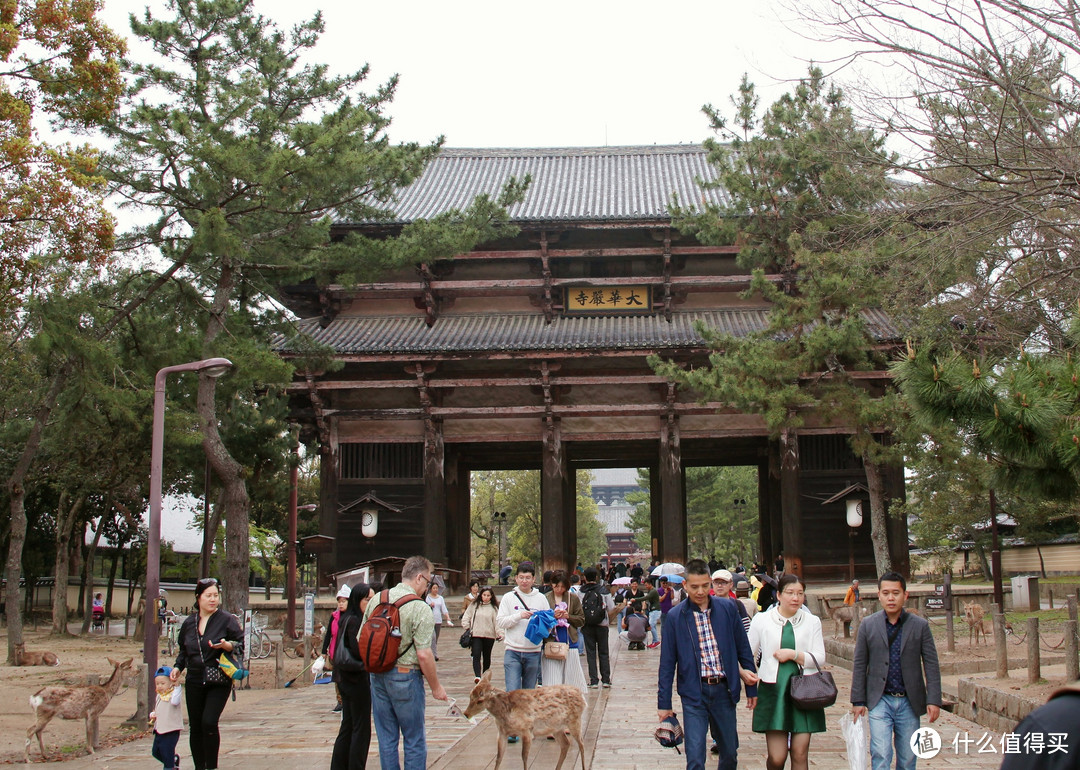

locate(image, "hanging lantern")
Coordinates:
361 506 379 539
846 499 864 528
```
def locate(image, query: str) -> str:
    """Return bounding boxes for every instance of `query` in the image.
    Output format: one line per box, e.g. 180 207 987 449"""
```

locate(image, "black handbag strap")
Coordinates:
797 650 823 672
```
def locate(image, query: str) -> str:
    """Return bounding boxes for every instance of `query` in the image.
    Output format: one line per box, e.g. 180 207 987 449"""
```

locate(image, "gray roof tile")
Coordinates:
356 145 728 225
277 309 900 356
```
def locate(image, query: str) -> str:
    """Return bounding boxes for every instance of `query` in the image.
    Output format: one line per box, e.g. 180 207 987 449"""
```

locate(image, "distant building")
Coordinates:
590 469 648 566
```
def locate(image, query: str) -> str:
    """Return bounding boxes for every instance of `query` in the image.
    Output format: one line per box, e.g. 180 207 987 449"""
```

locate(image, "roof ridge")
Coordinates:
436 145 708 159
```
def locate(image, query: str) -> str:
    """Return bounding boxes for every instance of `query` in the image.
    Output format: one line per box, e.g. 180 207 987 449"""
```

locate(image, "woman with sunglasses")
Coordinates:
170 578 244 770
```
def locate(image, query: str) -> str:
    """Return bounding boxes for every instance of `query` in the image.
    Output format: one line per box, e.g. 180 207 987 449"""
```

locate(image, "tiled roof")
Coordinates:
355 145 729 225
277 309 900 356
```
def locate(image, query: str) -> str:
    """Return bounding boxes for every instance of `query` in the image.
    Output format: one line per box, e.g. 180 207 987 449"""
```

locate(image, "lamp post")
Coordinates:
492 511 507 574
145 357 232 711
846 500 864 583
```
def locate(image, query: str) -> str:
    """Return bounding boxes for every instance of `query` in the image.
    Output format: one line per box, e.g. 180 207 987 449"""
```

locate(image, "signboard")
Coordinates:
304 593 315 637
242 608 253 672
564 286 652 315
925 598 945 610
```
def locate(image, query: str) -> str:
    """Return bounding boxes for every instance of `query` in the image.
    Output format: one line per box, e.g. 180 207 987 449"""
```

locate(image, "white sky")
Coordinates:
98 0 836 149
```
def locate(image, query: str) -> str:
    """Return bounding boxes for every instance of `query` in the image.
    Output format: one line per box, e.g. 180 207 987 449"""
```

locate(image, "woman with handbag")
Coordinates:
541 571 587 697
170 578 244 770
461 586 500 682
331 581 375 770
747 573 827 770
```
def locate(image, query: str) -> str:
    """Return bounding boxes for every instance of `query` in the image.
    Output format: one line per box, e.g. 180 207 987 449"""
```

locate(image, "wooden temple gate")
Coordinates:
277 146 909 586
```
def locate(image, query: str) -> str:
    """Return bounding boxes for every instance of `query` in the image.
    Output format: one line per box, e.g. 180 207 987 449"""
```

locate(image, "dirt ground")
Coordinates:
0 627 313 764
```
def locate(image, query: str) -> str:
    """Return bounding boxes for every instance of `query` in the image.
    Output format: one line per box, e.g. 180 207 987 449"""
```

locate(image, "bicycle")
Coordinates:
162 611 180 656
248 611 274 659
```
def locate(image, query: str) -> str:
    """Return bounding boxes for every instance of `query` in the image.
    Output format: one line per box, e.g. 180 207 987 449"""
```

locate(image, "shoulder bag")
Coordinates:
788 650 837 709
196 621 231 687
333 616 366 673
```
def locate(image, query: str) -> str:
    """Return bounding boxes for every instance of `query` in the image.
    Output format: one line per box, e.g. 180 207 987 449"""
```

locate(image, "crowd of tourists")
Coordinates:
163 555 997 770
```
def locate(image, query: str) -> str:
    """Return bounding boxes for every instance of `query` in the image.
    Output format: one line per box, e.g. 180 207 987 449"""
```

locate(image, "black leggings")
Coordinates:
331 674 371 770
470 636 496 678
185 680 230 770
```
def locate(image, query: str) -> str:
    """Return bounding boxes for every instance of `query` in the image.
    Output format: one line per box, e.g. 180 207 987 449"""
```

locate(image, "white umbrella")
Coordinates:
651 562 685 576
612 576 633 586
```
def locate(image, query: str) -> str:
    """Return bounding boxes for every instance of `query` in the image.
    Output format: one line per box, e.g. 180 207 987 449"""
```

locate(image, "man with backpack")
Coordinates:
361 555 447 769
580 567 615 688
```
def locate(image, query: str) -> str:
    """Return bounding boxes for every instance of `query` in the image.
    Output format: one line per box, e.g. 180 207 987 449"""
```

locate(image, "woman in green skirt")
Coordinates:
747 573 826 769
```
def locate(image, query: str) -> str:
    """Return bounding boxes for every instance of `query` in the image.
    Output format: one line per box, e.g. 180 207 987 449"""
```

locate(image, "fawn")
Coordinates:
463 669 586 770
821 598 863 638
964 601 988 645
25 656 134 762
13 643 60 667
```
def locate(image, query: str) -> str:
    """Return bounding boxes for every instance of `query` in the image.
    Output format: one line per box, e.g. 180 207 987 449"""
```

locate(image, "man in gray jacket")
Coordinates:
851 571 941 770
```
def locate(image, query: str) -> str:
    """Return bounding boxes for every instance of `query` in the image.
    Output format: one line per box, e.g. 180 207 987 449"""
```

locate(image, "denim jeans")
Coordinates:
370 669 426 770
503 649 541 692
683 682 738 770
648 610 661 643
869 694 920 770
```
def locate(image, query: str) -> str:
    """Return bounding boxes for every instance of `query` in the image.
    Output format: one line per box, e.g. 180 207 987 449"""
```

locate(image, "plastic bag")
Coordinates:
311 656 325 677
839 712 868 770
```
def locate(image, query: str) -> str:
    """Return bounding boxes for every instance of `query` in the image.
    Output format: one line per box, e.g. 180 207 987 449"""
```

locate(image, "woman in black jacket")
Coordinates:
170 578 244 770
331 581 375 770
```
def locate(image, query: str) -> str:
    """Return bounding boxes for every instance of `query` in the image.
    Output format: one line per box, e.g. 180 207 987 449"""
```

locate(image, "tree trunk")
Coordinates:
105 546 120 618
79 517 106 634
862 455 893 576
199 260 250 614
51 493 86 635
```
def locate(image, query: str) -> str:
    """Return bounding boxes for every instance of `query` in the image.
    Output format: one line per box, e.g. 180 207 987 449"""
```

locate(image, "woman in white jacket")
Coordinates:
747 573 827 770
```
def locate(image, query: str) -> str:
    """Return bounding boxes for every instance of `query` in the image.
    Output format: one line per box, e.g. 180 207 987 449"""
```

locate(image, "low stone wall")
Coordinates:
953 677 1041 733
825 638 1066 676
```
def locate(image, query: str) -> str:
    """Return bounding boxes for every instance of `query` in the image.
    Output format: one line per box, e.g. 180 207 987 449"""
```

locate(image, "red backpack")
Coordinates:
357 590 425 673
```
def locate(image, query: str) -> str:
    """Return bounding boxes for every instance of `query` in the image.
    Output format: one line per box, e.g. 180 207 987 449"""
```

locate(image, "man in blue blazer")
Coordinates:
658 559 759 770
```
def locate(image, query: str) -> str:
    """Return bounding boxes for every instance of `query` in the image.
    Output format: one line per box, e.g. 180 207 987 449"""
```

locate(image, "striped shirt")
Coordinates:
692 603 725 679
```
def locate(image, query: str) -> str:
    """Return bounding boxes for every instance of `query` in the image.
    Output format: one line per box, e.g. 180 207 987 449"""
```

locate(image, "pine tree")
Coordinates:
653 69 904 574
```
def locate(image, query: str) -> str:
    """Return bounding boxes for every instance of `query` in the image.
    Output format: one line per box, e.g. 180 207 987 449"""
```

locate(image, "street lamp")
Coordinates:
145 357 232 711
492 511 507 575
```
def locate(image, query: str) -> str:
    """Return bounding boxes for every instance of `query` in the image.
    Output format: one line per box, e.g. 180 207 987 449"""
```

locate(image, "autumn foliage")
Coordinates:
0 0 124 323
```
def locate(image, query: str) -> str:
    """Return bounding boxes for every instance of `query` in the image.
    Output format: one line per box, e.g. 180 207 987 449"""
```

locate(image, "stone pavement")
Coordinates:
50 629 1014 769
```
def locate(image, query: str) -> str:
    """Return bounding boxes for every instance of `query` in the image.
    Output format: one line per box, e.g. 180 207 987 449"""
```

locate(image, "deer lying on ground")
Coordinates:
821 598 864 638
463 669 586 770
25 657 133 762
13 643 59 667
964 601 988 645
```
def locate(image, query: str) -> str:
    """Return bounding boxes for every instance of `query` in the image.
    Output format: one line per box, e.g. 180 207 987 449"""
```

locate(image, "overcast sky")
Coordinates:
100 0 835 149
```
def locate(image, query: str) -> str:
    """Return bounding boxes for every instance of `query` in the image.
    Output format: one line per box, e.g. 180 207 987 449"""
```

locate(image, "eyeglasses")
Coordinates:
197 578 218 587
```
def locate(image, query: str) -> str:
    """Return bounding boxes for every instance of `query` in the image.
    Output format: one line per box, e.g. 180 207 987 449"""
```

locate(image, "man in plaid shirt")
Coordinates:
658 559 759 770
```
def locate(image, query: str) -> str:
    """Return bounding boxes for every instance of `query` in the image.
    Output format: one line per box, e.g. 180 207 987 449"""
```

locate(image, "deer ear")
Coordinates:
107 657 117 666
481 669 493 683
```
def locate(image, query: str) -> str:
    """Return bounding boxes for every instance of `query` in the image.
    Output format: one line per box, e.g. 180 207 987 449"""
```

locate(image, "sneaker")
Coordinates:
602 682 612 688
647 642 660 649
508 736 520 743
174 755 180 770
588 683 599 689
474 677 481 684
332 703 342 713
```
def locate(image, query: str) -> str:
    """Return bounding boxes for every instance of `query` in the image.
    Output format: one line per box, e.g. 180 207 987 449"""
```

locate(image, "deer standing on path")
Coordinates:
463 669 587 770
821 598 863 638
25 656 134 762
964 601 988 645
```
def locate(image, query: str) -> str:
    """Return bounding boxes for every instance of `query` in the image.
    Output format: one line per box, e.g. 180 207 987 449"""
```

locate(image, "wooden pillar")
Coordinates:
444 451 470 590
541 417 571 574
319 434 338 572
423 418 447 566
649 466 663 562
779 426 803 576
659 414 686 564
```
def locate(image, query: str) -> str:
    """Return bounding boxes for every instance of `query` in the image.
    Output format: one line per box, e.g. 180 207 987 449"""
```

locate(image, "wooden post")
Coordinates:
658 411 686 564
993 603 1009 679
944 573 954 653
540 413 571 574
275 637 285 688
133 662 149 724
1065 619 1078 682
1067 594 1078 623
305 635 316 687
1026 617 1040 684
778 427 802 576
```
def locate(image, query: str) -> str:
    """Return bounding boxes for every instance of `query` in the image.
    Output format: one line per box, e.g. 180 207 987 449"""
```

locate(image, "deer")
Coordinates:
821 597 863 638
25 656 134 762
13 643 59 667
463 669 586 770
964 601 988 645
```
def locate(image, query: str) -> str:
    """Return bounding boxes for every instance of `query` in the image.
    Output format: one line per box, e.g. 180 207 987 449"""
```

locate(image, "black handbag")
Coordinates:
196 622 232 687
788 651 837 709
458 629 473 648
